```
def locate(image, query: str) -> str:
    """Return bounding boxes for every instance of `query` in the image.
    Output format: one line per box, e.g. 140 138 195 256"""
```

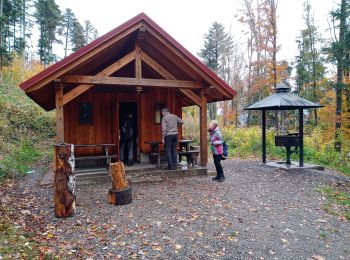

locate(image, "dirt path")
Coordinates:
6 159 350 259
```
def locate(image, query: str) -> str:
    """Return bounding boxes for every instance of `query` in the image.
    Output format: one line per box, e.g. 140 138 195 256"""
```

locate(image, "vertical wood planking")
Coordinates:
63 87 182 155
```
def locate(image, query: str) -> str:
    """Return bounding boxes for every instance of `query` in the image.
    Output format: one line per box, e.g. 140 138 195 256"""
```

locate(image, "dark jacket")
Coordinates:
120 118 134 141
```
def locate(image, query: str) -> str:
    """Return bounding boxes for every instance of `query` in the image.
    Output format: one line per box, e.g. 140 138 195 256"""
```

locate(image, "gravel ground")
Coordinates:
17 159 350 259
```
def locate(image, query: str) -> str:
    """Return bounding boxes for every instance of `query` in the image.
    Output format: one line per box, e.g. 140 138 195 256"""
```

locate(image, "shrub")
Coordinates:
0 140 41 179
221 125 349 176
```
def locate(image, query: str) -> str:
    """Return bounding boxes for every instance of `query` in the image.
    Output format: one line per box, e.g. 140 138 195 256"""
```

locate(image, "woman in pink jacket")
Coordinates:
208 120 225 182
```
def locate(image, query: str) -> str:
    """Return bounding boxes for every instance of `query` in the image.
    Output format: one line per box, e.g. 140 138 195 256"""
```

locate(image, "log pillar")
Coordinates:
108 161 132 205
55 80 64 143
54 144 76 218
199 89 208 166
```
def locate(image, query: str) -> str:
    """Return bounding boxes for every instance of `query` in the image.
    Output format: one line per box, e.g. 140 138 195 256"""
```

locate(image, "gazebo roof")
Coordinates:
244 83 323 110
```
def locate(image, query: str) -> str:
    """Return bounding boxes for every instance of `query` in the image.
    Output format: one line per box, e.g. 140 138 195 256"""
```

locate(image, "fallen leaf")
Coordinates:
175 244 182 250
281 238 288 244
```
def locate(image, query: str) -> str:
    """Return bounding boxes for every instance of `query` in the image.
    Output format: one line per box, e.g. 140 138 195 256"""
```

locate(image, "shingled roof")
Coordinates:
244 83 323 110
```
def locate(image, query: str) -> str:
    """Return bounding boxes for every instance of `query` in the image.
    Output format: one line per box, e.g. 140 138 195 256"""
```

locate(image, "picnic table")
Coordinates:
144 139 199 168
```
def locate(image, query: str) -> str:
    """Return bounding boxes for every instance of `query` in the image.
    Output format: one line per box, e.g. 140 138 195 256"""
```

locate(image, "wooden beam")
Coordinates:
199 89 208 166
55 81 64 143
140 51 202 106
26 23 142 93
62 50 137 105
140 51 174 79
135 44 142 79
143 23 232 99
179 89 202 107
61 75 203 89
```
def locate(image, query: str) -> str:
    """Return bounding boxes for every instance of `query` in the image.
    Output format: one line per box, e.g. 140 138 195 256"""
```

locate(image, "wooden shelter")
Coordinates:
20 13 236 167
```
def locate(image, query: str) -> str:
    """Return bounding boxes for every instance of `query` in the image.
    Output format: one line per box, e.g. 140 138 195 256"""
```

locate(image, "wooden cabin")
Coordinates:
20 13 236 167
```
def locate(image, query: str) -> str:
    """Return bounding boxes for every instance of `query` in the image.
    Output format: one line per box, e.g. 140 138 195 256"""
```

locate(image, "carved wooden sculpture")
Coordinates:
108 161 132 205
54 144 76 217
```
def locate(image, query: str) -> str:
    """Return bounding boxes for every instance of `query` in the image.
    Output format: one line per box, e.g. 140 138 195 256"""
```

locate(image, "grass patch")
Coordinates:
0 218 38 259
0 140 41 179
317 185 350 220
0 218 56 260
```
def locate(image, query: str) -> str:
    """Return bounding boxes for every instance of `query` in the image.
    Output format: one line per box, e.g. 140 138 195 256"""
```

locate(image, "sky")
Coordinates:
54 0 338 63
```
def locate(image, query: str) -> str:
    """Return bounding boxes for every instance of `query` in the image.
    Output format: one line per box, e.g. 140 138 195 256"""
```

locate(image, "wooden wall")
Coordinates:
64 87 182 156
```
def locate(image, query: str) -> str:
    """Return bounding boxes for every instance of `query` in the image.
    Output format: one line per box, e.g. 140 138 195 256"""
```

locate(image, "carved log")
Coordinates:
108 187 132 205
108 161 132 205
54 144 76 217
109 161 128 190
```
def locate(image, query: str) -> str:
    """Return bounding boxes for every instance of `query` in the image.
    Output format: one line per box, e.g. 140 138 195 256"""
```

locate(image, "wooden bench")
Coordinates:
177 150 199 166
73 144 117 170
149 151 161 168
144 141 162 168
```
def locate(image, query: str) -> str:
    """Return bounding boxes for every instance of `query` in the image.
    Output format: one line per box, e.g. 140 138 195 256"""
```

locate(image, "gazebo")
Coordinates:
244 83 323 167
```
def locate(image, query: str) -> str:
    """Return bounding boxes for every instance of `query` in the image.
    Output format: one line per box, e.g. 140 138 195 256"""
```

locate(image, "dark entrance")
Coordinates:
119 102 138 164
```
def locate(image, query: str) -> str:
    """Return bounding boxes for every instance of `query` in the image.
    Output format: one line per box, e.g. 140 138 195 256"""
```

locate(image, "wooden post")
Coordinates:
299 109 304 167
108 161 132 205
199 89 208 166
262 109 266 164
54 144 76 218
55 80 64 143
135 44 142 79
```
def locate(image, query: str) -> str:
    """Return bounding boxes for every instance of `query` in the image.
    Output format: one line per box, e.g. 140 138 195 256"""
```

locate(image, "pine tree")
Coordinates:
33 0 62 66
71 19 84 52
295 0 326 125
62 8 75 57
326 0 350 152
199 22 233 120
82 20 97 44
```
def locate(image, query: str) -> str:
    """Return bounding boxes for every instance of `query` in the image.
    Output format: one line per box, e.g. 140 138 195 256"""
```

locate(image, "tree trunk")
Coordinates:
109 161 128 191
54 144 76 218
334 0 346 152
0 0 3 70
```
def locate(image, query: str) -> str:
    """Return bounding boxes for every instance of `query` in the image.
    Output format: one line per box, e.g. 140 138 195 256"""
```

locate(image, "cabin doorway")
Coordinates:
119 102 138 164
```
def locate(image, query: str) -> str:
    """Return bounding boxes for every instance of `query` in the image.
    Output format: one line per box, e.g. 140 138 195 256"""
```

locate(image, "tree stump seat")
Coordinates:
108 161 132 205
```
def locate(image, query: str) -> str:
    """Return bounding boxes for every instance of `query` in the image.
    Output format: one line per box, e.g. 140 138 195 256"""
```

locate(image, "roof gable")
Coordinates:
20 12 236 110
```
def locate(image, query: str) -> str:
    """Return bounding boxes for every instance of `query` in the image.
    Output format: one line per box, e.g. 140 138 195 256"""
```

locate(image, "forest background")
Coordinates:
0 0 349 179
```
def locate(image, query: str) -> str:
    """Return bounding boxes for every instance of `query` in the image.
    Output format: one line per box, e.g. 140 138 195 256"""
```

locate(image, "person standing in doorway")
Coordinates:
161 108 183 170
208 120 225 182
120 113 134 166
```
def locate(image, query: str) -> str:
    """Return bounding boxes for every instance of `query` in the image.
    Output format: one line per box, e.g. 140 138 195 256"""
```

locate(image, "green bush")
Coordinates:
221 125 350 176
0 140 41 179
0 68 55 180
